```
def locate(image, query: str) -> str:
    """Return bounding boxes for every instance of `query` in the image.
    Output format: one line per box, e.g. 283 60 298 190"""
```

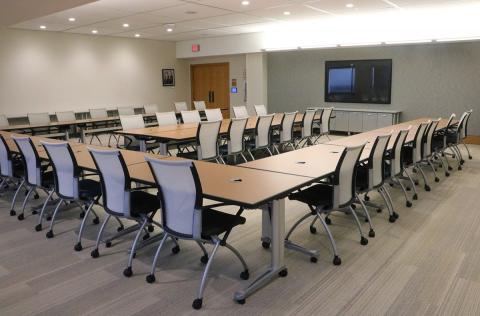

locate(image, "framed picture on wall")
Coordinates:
162 69 175 87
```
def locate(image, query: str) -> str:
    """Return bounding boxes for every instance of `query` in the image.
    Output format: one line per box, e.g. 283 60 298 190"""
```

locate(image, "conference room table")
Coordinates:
115 113 309 154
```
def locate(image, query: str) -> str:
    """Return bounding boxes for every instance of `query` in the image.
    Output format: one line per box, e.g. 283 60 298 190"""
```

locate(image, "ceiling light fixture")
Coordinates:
39 25 46 29
241 0 250 5
346 3 354 8
68 17 76 22
91 29 98 34
166 28 173 32
283 11 291 15
123 23 129 28
135 33 141 38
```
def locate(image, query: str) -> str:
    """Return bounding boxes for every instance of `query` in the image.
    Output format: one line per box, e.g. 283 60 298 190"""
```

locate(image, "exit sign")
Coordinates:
192 44 200 52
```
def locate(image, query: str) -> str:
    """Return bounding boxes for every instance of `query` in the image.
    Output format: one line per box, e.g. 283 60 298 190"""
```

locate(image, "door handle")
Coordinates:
211 91 214 103
208 91 212 103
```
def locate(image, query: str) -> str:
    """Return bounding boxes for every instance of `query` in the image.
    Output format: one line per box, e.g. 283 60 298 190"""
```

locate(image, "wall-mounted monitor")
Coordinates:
325 59 392 104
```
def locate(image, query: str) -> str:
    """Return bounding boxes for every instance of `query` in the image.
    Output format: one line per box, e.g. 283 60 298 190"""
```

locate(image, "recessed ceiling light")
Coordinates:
346 3 354 8
185 11 197 14
135 33 141 38
123 23 129 28
91 30 98 34
39 25 46 29
166 28 173 32
68 17 76 22
283 11 291 15
241 0 250 5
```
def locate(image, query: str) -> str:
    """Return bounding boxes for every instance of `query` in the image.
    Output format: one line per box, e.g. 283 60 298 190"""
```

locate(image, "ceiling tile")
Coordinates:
186 0 305 12
89 0 184 13
149 3 231 22
194 13 273 26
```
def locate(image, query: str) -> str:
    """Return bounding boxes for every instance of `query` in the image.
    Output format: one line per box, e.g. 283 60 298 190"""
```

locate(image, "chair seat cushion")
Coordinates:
288 183 333 210
201 208 246 239
79 179 102 200
130 191 160 217
177 151 198 160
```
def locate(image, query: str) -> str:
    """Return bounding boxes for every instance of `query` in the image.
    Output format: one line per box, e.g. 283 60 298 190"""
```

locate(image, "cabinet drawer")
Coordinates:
362 113 378 131
348 112 363 133
378 113 393 127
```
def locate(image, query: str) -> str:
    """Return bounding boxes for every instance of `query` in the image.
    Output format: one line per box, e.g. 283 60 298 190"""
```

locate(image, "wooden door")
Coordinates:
191 63 230 118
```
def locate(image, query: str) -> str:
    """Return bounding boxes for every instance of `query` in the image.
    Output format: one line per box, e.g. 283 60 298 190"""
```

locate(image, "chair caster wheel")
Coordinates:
393 212 399 219
192 298 203 310
333 256 342 266
469 156 472 160
262 241 270 249
35 224 42 231
142 233 150 241
445 172 450 177
123 267 133 278
309 226 317 234
414 181 419 186
360 237 368 246
377 208 382 213
413 194 418 200
91 249 99 258
148 225 154 232
117 225 124 232
325 217 332 225
424 185 431 192
46 230 54 239
435 177 440 182
79 211 85 219
369 229 375 238
389 215 396 223
146 274 156 283
34 193 39 199
460 160 465 165
10 210 16 216
92 217 100 225
406 187 411 191
448 166 453 171
310 257 318 263
389 183 394 187
200 255 208 264
364 218 369 223
240 270 250 280
278 269 288 277
364 195 370 201
31 210 38 215
236 298 246 305
406 201 412 208
17 213 24 221
105 241 112 248
74 242 82 252
171 245 180 254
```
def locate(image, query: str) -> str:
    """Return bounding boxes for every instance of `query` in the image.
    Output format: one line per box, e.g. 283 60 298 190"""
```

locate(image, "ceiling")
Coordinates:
9 0 478 42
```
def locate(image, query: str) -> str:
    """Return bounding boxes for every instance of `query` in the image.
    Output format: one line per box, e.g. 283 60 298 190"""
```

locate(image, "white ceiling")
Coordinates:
10 0 479 42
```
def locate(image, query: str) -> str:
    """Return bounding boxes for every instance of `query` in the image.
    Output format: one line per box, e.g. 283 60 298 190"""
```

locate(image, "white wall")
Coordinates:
0 28 189 117
267 42 480 134
246 53 268 114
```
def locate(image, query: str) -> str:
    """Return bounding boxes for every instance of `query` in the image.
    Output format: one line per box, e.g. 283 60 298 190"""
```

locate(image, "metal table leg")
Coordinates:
139 140 147 152
158 142 168 156
234 199 287 303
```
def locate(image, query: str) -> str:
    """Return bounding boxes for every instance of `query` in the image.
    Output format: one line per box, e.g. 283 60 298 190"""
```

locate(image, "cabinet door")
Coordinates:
348 112 363 133
332 111 348 132
378 113 393 128
362 113 378 131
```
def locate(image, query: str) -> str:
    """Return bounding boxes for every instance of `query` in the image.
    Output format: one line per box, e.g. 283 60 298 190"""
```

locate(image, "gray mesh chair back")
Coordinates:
254 105 267 116
41 141 80 199
0 115 9 127
197 121 222 160
146 158 202 239
412 122 429 163
391 128 410 176
463 110 473 139
423 119 440 158
227 118 247 155
368 134 391 189
89 108 108 119
156 111 177 126
28 112 50 125
321 107 333 134
233 106 249 119
56 111 76 122
118 107 135 116
120 115 145 130
193 101 206 111
205 109 223 121
174 101 188 113
144 104 158 114
255 114 275 148
0 135 13 177
89 148 130 217
455 112 468 141
333 144 365 208
302 109 317 138
12 136 41 186
280 112 297 142
181 110 201 123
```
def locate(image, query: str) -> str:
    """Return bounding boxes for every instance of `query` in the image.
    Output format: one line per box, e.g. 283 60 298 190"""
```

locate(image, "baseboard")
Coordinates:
464 136 480 144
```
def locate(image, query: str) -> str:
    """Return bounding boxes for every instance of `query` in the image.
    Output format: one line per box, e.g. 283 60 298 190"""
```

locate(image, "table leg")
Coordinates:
234 198 287 303
158 142 168 156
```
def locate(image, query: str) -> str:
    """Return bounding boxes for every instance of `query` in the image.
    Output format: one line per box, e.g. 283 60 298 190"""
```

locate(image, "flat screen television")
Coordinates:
325 59 392 104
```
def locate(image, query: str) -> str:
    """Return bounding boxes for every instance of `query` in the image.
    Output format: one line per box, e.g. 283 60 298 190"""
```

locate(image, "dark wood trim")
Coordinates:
464 136 480 144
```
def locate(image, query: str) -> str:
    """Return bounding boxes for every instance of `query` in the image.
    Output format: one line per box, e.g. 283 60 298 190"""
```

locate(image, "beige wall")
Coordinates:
0 28 189 117
268 42 480 134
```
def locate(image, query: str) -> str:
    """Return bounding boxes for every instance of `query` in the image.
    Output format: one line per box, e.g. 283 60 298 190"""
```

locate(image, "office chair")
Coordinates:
145 158 249 310
56 111 76 122
117 107 135 116
432 114 456 176
41 141 102 248
155 111 177 126
118 115 158 152
0 135 26 207
313 107 332 143
219 118 248 163
286 144 367 265
143 104 158 114
0 114 9 128
88 148 179 276
233 106 249 119
205 108 223 121
246 114 275 160
419 119 441 183
293 109 317 148
402 122 430 191
174 101 188 113
193 100 207 111
272 111 297 154
177 121 224 163
254 104 267 116
181 110 201 123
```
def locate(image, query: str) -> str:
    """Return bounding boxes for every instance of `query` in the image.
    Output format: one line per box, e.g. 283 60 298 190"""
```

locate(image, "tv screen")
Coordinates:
325 59 392 104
